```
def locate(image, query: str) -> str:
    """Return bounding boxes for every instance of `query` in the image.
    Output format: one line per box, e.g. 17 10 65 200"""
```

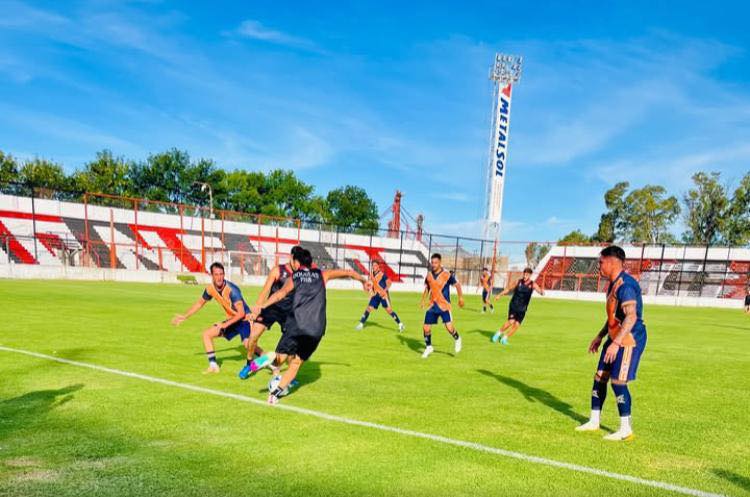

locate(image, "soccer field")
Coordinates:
0 280 748 497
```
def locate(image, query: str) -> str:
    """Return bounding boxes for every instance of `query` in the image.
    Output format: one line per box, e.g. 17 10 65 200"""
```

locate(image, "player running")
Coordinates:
237 246 304 380
419 253 465 359
355 259 405 332
744 285 750 314
171 262 261 373
576 245 647 441
480 267 494 314
249 248 369 404
491 267 545 345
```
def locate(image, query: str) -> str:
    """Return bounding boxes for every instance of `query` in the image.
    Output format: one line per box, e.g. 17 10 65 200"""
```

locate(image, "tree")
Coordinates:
524 242 551 267
620 185 680 243
559 229 591 244
71 150 133 199
325 185 379 233
218 170 266 214
18 158 70 199
722 172 750 245
681 172 729 244
0 151 20 194
261 170 316 220
593 182 629 242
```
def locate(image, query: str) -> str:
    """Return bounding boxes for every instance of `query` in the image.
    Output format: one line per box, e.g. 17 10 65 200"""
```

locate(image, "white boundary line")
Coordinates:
0 345 729 497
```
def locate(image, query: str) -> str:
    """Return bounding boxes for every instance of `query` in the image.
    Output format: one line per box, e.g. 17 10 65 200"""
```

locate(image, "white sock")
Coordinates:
589 410 601 425
619 415 632 433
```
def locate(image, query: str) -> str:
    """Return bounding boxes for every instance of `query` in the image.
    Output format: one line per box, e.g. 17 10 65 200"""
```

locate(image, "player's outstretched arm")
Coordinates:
255 266 280 307
495 280 517 300
253 278 294 315
533 282 545 296
323 269 368 289
171 297 207 326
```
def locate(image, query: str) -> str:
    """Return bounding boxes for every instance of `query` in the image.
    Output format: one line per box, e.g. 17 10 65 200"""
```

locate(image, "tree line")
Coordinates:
0 149 380 233
558 172 750 246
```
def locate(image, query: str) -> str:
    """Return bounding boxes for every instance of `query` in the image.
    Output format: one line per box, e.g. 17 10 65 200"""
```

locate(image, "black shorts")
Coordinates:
275 332 321 361
256 305 290 332
508 306 527 324
745 295 750 306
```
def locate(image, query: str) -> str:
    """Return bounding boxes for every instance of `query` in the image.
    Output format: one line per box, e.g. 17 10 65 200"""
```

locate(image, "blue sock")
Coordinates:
611 383 632 417
591 379 607 411
391 312 401 324
360 310 370 324
206 351 217 365
424 333 432 347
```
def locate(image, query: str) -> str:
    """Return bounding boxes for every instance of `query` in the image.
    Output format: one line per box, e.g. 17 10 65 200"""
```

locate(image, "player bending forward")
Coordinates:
419 253 464 359
576 245 648 441
250 248 368 404
492 267 544 345
238 246 305 380
355 259 405 332
172 262 262 373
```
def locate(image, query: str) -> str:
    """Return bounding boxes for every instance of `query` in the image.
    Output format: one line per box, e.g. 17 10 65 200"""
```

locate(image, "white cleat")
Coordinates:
355 322 364 331
454 336 462 354
575 421 601 432
398 322 405 333
421 345 434 359
603 430 634 441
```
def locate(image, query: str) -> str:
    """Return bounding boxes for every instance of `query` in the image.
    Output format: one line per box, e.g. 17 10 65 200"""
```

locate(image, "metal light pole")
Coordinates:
484 52 523 241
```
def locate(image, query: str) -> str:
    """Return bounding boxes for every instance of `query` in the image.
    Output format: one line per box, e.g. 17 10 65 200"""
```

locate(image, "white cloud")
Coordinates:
235 19 319 52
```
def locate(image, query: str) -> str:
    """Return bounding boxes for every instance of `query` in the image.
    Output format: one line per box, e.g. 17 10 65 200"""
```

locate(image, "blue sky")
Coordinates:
1 1 749 241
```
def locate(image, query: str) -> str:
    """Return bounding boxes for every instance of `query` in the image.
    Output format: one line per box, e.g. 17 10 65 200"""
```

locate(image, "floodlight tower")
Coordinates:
483 53 523 240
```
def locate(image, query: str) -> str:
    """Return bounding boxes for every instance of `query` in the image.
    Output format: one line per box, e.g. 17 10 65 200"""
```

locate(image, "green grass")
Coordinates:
0 279 748 497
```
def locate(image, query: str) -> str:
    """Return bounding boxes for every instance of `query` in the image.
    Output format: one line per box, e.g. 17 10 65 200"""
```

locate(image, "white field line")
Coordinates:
0 345 730 497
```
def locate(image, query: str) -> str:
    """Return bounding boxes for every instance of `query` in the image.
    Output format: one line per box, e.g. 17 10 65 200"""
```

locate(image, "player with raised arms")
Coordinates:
419 253 464 359
491 267 544 345
480 267 494 314
237 245 305 380
249 248 369 404
171 262 261 373
355 259 405 332
576 245 648 441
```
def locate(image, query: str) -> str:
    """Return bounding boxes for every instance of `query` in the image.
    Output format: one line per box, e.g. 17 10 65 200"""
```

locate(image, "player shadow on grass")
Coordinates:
0 384 83 421
711 469 750 492
466 329 496 341
395 335 452 356
476 370 590 425
255 361 350 394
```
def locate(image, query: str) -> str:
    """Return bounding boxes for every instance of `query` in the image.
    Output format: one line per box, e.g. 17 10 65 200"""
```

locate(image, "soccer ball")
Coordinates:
268 375 289 397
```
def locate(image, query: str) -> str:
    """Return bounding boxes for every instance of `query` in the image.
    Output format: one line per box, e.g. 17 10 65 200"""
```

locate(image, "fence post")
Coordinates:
397 230 404 281
699 244 710 298
134 199 140 271
29 184 39 261
453 237 459 272
719 246 730 298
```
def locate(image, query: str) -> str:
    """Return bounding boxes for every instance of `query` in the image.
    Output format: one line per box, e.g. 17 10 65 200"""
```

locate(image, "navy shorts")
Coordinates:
424 307 452 325
220 319 251 342
368 294 391 309
745 295 750 306
597 338 646 382
482 289 489 302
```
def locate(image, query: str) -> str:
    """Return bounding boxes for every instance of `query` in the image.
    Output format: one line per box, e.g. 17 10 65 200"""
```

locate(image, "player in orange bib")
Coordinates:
355 259 404 332
480 268 494 314
576 246 648 441
419 253 465 359
171 262 262 374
